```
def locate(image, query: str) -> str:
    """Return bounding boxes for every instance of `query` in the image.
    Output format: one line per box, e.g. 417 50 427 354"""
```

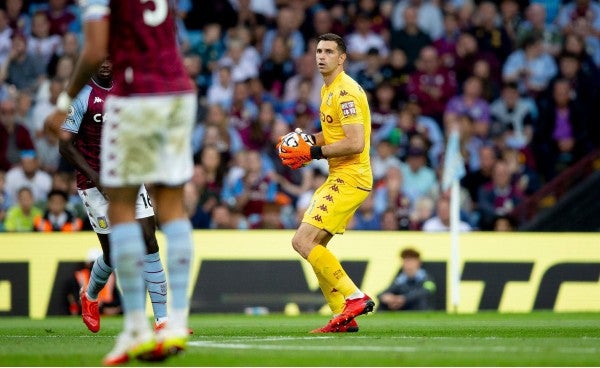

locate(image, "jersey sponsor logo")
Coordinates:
93 113 106 123
94 97 104 104
340 101 357 117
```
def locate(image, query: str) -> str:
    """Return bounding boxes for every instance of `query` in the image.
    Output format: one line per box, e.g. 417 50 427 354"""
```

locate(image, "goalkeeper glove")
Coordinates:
279 133 325 170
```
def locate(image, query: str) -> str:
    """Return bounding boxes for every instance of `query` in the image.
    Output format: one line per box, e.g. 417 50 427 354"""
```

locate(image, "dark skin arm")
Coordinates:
46 18 109 140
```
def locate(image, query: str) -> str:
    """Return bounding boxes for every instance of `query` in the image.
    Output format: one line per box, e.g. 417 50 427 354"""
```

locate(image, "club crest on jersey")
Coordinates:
326 92 333 106
97 216 108 229
340 101 357 117
94 97 104 104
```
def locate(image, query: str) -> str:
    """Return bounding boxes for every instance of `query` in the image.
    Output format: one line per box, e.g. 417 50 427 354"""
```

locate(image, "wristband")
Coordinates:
56 91 73 113
310 145 325 160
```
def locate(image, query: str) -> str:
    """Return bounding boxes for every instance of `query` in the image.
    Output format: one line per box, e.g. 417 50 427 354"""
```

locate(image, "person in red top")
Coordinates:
0 98 35 171
46 0 197 365
406 46 457 127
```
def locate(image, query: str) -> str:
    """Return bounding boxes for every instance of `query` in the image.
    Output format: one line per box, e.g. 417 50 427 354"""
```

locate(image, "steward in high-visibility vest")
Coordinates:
33 189 83 232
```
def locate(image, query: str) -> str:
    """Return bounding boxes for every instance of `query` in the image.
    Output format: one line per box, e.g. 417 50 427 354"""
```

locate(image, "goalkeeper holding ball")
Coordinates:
277 33 374 333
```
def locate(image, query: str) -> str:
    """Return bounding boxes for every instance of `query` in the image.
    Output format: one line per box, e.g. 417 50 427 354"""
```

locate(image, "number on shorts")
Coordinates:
139 192 153 208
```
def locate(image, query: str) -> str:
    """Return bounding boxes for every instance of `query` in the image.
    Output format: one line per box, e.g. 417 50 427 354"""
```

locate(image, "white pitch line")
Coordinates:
188 340 600 355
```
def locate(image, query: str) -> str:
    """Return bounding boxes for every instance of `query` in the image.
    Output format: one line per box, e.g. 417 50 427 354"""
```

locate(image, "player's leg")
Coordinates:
103 185 156 364
138 215 168 328
77 188 114 333
296 179 374 329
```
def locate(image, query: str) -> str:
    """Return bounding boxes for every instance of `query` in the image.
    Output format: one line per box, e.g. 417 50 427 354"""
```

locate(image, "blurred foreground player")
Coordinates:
47 0 197 364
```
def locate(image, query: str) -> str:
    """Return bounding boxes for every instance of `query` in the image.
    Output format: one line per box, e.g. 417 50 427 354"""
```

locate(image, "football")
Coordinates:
278 131 315 154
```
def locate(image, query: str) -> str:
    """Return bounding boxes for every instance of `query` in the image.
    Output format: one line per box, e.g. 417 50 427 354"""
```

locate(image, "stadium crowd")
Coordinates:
0 0 599 232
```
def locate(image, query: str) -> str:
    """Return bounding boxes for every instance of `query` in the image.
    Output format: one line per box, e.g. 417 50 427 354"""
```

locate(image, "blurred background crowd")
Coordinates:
1 0 599 233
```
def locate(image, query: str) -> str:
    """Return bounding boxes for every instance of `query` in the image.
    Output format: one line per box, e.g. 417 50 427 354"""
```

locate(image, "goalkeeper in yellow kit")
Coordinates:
278 33 374 333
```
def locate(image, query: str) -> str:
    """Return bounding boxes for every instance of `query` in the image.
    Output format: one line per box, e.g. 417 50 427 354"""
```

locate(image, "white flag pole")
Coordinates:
450 179 461 312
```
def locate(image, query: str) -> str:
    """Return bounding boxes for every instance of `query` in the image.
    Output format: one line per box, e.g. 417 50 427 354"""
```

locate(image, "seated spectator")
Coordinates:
210 203 249 230
370 82 400 145
283 52 321 108
391 0 444 41
5 150 52 205
477 160 523 230
1 32 45 93
259 34 295 99
0 170 8 231
33 189 82 231
408 195 435 230
444 76 491 138
422 196 472 232
389 5 432 72
345 12 389 76
493 214 518 231
516 3 562 57
406 46 457 126
0 98 35 171
533 78 592 181
4 186 42 232
377 247 437 311
461 144 499 210
502 33 557 97
27 11 62 71
556 0 600 66
490 82 536 150
400 147 437 206
349 192 381 230
191 103 243 157
372 140 402 183
373 165 411 228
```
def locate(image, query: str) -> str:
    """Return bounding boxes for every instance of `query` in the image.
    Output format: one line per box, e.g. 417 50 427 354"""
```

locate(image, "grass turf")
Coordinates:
0 312 599 366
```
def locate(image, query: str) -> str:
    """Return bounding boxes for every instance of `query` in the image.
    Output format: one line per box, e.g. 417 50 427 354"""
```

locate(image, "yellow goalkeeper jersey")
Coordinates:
319 71 373 190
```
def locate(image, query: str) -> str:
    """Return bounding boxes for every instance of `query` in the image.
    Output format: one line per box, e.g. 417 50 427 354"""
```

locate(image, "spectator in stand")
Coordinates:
189 23 224 81
0 98 34 171
228 80 259 139
184 162 221 229
381 208 401 231
516 3 562 57
46 31 79 78
490 81 536 151
0 32 45 93
210 203 249 230
433 11 461 70
0 9 13 66
345 12 389 76
207 63 234 109
370 82 400 145
259 34 296 99
407 46 457 127
453 32 501 87
556 0 600 67
533 78 592 181
472 58 501 102
5 0 30 36
262 7 305 60
33 188 82 231
220 149 277 228
214 36 258 86
239 100 282 151
27 11 62 72
422 196 472 232
283 52 322 108
499 0 524 46
191 103 243 158
41 0 79 36
461 144 498 210
380 48 411 100
478 160 523 230
377 247 437 311
493 214 518 231
233 0 270 34
390 5 432 72
0 170 9 230
372 139 403 183
469 1 514 62
391 0 444 41
444 76 491 138
5 150 52 205
400 146 438 206
550 51 600 115
281 78 319 127
4 186 42 232
502 147 542 196
373 165 411 229
408 195 435 230
562 33 600 83
349 192 381 230
355 47 387 98
502 33 558 97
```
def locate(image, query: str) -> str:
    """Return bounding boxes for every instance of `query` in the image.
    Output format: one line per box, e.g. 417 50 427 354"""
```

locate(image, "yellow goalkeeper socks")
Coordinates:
314 268 345 314
307 245 358 299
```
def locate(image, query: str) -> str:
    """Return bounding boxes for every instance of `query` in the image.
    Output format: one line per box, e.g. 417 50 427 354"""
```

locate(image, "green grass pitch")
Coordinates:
1 312 599 366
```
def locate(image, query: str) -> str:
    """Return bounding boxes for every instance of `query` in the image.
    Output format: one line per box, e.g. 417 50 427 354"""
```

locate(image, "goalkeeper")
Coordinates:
278 33 374 333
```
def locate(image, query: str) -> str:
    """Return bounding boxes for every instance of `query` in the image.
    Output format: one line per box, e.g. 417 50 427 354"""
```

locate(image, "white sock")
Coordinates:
347 290 365 300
